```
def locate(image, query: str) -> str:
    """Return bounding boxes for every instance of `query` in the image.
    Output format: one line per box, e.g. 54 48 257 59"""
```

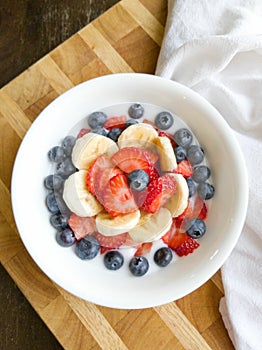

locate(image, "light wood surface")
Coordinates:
0 1 234 349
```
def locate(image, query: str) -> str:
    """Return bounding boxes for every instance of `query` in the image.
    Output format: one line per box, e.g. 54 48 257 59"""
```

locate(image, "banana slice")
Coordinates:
154 136 177 171
135 210 153 225
164 173 189 217
117 123 158 150
96 210 141 236
63 170 103 217
128 207 172 243
72 133 119 170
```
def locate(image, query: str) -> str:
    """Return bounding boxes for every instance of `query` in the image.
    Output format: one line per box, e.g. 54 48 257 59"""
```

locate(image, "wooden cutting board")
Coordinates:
0 0 234 349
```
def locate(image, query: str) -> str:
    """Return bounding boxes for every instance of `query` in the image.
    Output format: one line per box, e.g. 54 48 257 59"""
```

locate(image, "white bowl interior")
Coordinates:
11 73 248 308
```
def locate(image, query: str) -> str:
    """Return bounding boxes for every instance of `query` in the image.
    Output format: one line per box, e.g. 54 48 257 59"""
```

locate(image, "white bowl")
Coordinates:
11 73 248 309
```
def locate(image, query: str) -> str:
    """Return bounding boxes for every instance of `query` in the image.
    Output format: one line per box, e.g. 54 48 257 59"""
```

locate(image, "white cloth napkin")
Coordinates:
156 1 262 349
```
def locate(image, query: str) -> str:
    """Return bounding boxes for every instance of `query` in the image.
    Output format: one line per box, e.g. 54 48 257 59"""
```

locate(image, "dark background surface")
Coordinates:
0 1 120 349
0 0 120 88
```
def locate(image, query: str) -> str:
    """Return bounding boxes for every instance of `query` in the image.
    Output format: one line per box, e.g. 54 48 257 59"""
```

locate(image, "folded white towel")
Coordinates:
156 1 262 349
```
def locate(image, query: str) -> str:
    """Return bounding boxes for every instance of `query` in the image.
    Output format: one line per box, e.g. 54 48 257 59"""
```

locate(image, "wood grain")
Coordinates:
0 1 234 349
0 0 121 88
79 24 134 73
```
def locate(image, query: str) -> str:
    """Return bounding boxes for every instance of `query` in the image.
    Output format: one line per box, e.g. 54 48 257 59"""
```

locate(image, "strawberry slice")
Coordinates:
94 165 123 204
176 195 207 228
86 155 122 201
103 174 138 216
96 232 128 250
158 131 176 148
124 234 141 247
100 246 112 254
141 175 177 213
134 242 153 256
162 219 199 256
111 147 158 175
77 128 90 138
144 149 159 164
86 158 98 195
103 116 127 130
68 214 97 240
174 238 199 256
174 159 193 178
147 162 160 181
132 188 148 207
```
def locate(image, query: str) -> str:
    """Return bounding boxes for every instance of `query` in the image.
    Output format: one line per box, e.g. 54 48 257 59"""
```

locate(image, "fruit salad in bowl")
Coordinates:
44 101 215 277
12 73 248 308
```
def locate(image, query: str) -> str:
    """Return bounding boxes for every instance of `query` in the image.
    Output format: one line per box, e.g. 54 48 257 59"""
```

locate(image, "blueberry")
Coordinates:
128 169 150 191
62 135 76 156
129 256 149 277
174 146 186 163
174 128 193 148
197 182 215 200
186 218 206 238
187 145 204 165
107 128 122 142
55 193 71 216
186 177 196 198
126 119 138 128
192 165 211 183
128 103 144 119
46 191 60 213
44 174 54 190
56 228 76 247
154 247 173 267
48 146 65 163
75 236 100 260
155 111 174 130
91 128 108 136
50 213 68 230
53 174 64 191
88 111 107 129
104 251 124 270
56 157 76 178
44 174 64 191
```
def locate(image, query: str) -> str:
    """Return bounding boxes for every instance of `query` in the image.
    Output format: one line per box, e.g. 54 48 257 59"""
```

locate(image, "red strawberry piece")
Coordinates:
132 188 148 207
106 209 124 218
199 201 208 220
124 234 141 248
175 159 193 178
174 238 199 256
190 196 208 221
96 232 128 250
161 218 178 245
146 161 160 181
103 174 138 216
68 214 97 240
144 149 159 164
100 246 112 254
162 219 199 256
141 175 177 214
86 159 97 195
94 164 123 204
77 128 91 138
134 242 153 256
176 195 208 228
111 147 158 175
103 116 127 130
158 131 176 148
86 155 122 201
